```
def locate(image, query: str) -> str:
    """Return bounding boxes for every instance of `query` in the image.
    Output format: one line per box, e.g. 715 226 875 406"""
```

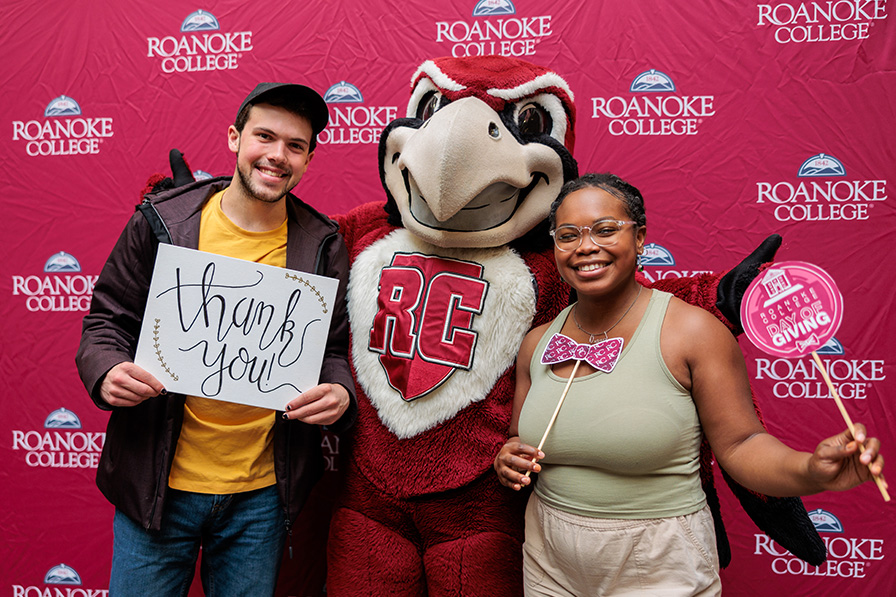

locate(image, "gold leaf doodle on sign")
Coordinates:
153 318 179 381
284 273 329 313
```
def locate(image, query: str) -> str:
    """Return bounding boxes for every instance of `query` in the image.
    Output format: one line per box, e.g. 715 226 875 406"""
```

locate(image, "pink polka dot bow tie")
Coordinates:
540 333 624 373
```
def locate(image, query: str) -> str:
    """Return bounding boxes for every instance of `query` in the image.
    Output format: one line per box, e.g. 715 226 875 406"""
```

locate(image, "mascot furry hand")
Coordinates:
150 56 823 597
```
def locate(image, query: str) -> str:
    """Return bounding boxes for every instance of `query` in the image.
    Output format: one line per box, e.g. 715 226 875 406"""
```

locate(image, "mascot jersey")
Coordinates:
318 56 823 596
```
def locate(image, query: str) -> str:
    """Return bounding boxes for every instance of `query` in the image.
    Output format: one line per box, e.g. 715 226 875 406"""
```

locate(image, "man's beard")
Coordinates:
236 160 291 204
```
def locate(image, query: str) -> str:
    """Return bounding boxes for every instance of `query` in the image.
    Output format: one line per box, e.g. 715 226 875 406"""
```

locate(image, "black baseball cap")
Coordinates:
236 82 330 136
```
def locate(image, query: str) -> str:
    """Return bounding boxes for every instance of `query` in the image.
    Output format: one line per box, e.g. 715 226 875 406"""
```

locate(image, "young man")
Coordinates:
76 83 355 596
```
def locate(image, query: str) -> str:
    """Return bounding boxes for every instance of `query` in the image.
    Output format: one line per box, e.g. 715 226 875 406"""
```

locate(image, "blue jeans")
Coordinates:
110 485 285 596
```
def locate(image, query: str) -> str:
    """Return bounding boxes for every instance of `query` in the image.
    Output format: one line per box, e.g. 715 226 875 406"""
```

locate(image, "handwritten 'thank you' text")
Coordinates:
157 262 320 397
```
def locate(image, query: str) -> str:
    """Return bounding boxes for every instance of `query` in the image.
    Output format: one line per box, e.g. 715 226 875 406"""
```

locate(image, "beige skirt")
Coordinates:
523 493 721 596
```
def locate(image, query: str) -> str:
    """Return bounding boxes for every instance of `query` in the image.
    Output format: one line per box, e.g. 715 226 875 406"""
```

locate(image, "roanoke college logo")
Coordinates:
146 10 253 74
44 251 81 272
753 508 885 579
12 408 104 469
44 96 81 117
436 1 553 57
11 251 97 312
45 408 82 429
11 96 113 157
630 70 676 93
324 82 364 104
755 153 887 222
640 242 676 267
181 9 219 31
45 564 82 585
473 0 516 16
756 1 888 44
591 70 715 136
753 339 885 400
11 563 112 596
319 81 397 146
815 336 844 355
639 244 713 284
12 563 112 595
809 508 844 533
798 153 846 177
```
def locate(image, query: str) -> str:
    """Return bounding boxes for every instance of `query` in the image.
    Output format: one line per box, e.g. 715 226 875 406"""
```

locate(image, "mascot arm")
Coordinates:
333 202 395 261
644 234 782 335
715 234 783 334
646 271 733 330
141 148 195 200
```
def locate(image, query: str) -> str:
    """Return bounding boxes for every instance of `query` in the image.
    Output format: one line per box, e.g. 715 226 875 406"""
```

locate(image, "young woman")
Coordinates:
493 173 886 596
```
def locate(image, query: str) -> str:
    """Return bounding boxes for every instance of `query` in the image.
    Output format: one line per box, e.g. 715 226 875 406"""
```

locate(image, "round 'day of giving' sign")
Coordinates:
740 261 843 359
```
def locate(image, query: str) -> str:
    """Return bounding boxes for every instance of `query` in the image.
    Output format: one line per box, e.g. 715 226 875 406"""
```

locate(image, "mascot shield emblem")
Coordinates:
368 253 488 401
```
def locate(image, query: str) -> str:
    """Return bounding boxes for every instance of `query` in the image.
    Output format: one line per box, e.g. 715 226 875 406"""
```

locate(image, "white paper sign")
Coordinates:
134 244 339 410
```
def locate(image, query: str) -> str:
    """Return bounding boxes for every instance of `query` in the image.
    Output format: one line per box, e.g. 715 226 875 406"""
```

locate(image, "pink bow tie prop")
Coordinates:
524 333 624 479
541 333 624 373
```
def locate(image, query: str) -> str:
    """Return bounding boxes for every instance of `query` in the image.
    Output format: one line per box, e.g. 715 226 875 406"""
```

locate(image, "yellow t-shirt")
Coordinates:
168 190 287 494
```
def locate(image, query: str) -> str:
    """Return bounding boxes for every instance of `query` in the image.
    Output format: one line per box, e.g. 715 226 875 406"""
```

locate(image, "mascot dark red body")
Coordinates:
324 56 822 596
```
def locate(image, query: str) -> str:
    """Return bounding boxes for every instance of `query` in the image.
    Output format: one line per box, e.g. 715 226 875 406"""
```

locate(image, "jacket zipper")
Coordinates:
281 229 335 555
284 419 293 559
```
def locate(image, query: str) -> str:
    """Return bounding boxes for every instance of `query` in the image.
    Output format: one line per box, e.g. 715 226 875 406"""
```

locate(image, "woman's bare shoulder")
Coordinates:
521 322 552 354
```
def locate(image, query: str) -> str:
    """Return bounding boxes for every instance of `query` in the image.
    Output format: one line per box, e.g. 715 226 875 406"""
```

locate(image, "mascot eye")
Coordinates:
417 91 444 121
517 103 552 136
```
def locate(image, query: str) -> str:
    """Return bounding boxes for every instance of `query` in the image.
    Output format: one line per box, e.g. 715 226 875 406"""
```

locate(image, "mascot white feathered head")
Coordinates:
380 55 579 249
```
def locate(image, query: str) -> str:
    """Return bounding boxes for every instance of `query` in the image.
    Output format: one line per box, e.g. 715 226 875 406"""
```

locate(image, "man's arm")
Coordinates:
75 210 160 410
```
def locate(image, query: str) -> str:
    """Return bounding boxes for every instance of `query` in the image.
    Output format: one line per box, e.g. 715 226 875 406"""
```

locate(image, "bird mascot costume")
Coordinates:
147 55 824 597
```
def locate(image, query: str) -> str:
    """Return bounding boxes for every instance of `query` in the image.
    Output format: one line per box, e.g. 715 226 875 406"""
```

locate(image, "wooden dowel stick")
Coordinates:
525 360 582 478
811 351 889 502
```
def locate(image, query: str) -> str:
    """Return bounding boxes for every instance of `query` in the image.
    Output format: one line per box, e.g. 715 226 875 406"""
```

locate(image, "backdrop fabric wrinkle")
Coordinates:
2 1 893 595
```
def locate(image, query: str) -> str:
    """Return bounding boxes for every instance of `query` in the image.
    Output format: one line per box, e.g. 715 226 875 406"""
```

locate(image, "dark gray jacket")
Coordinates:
76 177 356 531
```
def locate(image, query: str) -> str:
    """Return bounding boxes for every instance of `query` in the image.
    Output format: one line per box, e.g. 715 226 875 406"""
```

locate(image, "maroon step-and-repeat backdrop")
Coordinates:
2 1 893 595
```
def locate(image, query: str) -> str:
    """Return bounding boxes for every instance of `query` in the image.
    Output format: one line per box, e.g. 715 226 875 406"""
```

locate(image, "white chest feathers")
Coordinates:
348 229 536 439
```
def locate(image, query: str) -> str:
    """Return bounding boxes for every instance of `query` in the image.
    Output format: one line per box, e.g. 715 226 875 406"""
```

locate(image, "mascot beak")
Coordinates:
386 96 564 247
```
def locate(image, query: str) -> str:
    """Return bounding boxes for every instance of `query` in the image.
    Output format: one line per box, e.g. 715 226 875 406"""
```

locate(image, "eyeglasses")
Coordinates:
550 220 637 251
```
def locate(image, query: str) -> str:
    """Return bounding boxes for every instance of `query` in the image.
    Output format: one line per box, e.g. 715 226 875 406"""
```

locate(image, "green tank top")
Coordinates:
517 290 706 519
